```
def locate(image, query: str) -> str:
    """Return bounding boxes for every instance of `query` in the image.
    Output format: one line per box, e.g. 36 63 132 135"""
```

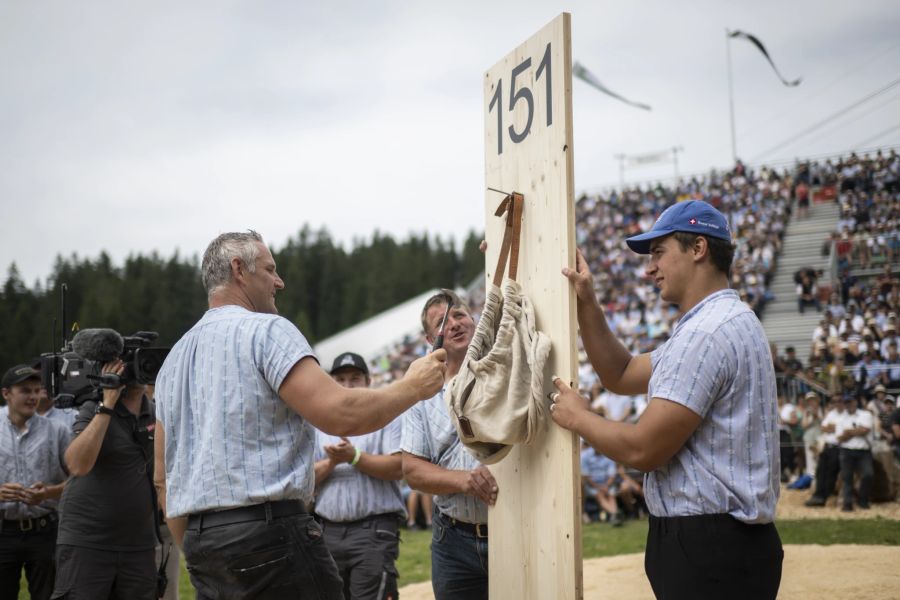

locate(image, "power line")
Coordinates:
852 123 900 149
798 90 900 149
738 40 900 140
751 77 900 162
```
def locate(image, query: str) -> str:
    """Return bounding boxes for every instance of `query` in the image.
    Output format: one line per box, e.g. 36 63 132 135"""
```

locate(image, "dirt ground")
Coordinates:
399 489 900 599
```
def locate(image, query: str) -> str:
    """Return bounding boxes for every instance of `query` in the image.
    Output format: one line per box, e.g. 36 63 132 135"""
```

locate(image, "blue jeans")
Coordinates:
430 512 488 600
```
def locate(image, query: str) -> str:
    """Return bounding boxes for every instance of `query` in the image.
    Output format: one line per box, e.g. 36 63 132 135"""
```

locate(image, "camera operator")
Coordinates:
0 364 70 600
52 359 158 600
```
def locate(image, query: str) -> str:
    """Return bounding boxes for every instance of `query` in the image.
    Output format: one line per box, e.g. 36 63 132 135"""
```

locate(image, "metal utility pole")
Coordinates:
614 153 626 188
726 29 737 163
672 146 684 180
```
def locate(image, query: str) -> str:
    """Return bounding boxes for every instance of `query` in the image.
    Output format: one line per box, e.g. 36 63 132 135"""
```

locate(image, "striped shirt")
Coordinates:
644 289 780 524
581 448 616 485
401 388 487 524
40 406 77 431
155 305 317 518
0 414 70 519
313 419 406 522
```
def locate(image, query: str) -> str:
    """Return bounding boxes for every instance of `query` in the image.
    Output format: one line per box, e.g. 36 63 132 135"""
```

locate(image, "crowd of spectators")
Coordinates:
364 156 813 521
371 158 796 385
4 151 895 599
364 149 900 516
817 150 899 272
771 149 900 508
780 151 900 398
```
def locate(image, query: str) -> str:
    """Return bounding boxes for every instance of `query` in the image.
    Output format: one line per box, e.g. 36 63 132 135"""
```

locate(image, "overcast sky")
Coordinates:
2 1 898 286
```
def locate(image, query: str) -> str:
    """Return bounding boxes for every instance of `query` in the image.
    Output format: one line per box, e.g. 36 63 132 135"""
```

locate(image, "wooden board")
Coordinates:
482 13 582 600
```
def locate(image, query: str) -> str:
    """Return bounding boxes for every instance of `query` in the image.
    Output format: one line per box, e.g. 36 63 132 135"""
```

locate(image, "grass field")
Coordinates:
19 517 900 599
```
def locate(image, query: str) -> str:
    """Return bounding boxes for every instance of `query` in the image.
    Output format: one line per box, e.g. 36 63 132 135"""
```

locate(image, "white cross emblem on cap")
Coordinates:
340 355 355 366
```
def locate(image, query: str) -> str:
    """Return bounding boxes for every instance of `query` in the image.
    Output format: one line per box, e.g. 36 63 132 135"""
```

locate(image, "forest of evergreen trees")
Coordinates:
0 226 484 370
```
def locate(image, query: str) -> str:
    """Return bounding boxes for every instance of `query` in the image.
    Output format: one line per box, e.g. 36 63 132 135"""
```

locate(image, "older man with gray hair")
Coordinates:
154 231 446 599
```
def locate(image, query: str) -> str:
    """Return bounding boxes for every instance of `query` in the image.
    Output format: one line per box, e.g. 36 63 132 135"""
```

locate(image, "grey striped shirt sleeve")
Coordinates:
651 330 730 418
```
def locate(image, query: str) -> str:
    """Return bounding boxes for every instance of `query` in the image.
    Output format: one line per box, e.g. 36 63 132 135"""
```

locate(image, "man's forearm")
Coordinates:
44 481 66 500
353 382 420 434
355 453 403 481
566 405 697 474
281 353 445 438
402 453 466 496
167 515 188 549
314 459 336 486
312 382 419 438
577 299 635 392
153 419 169 515
64 416 111 476
279 359 429 437
574 411 640 466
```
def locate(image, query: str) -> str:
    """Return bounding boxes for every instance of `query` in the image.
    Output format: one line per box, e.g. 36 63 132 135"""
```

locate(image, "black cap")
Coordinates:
1 364 41 389
329 352 369 377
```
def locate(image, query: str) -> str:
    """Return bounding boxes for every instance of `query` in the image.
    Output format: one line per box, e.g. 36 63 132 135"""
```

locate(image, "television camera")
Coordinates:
40 329 169 408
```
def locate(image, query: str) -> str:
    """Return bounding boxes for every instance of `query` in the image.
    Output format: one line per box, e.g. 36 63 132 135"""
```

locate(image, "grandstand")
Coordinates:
317 147 899 404
762 201 840 364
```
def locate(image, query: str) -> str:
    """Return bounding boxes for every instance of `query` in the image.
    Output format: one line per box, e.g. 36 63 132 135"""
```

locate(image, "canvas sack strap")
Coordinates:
492 193 524 286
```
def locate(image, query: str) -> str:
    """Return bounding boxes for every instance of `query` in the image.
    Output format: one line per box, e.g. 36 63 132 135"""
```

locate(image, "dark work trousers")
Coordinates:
645 514 783 600
810 444 841 501
839 448 874 508
51 545 156 600
0 518 57 600
779 430 796 476
320 514 401 600
183 512 343 600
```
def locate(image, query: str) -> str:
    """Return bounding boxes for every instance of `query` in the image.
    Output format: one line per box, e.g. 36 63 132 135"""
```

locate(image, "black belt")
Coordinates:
318 513 402 529
1 513 58 534
186 500 307 531
438 512 488 538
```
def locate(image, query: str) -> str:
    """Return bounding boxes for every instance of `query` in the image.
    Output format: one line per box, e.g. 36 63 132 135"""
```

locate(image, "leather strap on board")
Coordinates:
491 193 524 287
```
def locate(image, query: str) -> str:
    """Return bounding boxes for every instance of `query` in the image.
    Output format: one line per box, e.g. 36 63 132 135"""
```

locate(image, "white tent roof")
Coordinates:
313 288 439 369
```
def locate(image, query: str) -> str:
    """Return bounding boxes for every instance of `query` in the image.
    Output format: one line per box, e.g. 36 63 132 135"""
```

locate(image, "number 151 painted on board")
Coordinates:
487 42 552 155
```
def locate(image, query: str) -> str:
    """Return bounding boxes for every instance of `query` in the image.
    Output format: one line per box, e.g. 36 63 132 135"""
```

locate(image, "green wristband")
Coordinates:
350 447 361 466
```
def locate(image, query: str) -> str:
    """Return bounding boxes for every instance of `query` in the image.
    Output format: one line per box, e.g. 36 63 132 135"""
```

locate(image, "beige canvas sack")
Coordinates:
446 193 552 464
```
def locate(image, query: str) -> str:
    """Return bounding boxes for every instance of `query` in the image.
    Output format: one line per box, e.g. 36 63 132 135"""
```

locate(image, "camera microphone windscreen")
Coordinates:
71 329 125 363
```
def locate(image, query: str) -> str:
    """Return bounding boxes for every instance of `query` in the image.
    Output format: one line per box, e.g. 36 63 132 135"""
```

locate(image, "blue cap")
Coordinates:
625 200 731 254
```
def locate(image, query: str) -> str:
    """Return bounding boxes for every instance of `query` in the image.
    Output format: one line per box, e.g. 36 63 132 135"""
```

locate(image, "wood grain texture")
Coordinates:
482 13 582 600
